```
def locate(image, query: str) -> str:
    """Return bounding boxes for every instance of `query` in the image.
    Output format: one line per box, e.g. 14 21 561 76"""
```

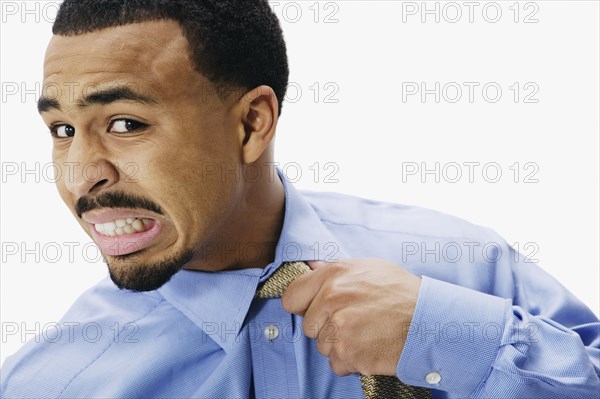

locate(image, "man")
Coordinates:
1 0 598 398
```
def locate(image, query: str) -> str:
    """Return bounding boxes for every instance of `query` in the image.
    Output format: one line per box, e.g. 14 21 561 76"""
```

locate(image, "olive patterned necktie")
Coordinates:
255 261 432 399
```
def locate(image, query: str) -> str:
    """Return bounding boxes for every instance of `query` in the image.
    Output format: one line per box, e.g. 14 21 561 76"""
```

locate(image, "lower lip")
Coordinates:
90 220 162 256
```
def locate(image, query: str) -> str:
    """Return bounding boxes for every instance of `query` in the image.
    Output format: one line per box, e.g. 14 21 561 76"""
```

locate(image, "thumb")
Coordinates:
306 260 330 270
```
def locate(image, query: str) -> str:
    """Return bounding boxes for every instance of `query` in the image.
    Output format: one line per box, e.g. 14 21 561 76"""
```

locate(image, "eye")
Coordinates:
108 119 148 134
50 124 75 138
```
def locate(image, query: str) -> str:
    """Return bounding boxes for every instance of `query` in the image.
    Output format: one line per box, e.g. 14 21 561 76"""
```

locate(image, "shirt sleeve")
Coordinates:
396 246 600 398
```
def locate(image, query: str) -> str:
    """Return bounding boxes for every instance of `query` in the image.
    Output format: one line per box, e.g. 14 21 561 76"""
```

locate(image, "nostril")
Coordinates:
91 179 109 192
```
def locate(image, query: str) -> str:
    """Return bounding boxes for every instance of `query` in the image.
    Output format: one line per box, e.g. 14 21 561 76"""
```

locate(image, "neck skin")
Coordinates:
185 148 286 271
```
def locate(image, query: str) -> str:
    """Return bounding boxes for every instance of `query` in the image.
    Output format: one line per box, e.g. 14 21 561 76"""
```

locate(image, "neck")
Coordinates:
189 157 286 271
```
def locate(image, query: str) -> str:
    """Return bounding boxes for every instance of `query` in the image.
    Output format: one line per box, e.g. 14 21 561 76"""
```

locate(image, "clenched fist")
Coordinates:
282 258 421 376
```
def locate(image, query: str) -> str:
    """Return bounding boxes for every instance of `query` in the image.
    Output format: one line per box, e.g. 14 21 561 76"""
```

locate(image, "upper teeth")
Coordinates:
94 218 151 236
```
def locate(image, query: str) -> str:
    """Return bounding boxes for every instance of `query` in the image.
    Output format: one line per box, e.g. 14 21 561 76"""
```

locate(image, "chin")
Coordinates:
106 247 194 292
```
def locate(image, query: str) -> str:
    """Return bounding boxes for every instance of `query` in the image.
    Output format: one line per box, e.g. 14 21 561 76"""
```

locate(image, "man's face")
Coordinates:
40 20 245 291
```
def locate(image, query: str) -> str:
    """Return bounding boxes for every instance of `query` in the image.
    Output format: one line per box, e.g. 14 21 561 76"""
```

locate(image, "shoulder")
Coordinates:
299 189 516 292
0 277 165 397
300 189 504 243
61 275 164 321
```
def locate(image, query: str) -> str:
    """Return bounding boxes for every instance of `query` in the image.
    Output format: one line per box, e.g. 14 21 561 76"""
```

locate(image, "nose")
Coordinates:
62 133 119 198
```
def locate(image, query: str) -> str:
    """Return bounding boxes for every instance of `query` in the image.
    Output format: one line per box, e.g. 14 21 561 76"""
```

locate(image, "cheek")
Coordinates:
151 164 234 213
143 129 239 205
55 182 69 204
142 156 242 238
54 180 80 222
135 111 242 231
52 157 73 206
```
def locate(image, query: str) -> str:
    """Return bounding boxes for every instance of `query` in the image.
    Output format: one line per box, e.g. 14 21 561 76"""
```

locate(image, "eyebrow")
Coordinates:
37 86 158 114
37 97 61 113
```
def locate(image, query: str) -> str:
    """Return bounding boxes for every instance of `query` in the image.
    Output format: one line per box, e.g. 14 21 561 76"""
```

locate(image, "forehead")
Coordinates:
43 20 200 101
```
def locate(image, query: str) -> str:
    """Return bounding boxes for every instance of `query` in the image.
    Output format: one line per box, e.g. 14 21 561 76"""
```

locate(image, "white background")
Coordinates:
1 1 598 366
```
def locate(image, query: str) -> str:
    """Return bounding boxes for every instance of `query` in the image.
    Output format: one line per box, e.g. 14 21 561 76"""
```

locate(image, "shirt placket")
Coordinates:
247 297 300 398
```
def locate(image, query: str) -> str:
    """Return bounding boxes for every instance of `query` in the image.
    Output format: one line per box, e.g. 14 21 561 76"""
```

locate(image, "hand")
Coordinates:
282 258 421 376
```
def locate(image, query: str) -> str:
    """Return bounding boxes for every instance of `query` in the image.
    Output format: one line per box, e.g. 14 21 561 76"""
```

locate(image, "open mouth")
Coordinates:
84 210 163 256
94 217 153 236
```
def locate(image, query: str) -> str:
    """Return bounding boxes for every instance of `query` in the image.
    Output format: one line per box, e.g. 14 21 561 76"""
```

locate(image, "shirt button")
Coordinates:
425 372 442 385
264 325 279 341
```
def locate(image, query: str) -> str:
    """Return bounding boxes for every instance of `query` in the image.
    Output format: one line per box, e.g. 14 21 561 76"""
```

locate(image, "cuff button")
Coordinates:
425 371 442 385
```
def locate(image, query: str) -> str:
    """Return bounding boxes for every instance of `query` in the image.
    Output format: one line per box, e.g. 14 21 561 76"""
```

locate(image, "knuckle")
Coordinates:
358 364 378 376
318 321 338 345
328 261 349 275
328 311 344 332
321 279 347 307
335 336 353 361
329 357 349 376
315 338 328 355
321 288 338 307
328 357 341 375
280 293 293 311
301 318 317 339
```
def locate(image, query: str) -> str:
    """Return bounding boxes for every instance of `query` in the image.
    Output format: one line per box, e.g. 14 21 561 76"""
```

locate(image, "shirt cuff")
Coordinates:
397 276 511 397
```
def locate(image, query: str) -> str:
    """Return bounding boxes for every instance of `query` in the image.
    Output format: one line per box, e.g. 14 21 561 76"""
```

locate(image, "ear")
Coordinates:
238 85 279 164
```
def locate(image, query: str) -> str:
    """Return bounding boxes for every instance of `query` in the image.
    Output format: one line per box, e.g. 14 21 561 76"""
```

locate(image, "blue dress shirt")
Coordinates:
2 169 599 398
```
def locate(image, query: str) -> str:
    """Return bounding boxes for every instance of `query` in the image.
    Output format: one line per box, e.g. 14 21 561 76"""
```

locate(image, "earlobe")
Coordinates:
240 85 278 164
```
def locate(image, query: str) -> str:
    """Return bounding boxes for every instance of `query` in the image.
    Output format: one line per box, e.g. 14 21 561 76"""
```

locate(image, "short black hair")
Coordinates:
53 0 289 115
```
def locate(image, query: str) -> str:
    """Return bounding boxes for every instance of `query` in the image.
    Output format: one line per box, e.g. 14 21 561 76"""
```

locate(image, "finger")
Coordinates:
301 292 330 339
315 320 338 357
281 265 329 315
310 258 361 267
316 330 334 358
306 260 328 270
328 353 352 377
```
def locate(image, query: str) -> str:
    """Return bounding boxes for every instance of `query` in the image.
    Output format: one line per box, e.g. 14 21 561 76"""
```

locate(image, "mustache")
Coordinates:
76 191 164 218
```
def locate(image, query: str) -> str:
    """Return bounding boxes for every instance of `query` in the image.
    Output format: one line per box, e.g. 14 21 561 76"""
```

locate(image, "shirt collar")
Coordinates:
158 167 349 352
261 167 350 281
